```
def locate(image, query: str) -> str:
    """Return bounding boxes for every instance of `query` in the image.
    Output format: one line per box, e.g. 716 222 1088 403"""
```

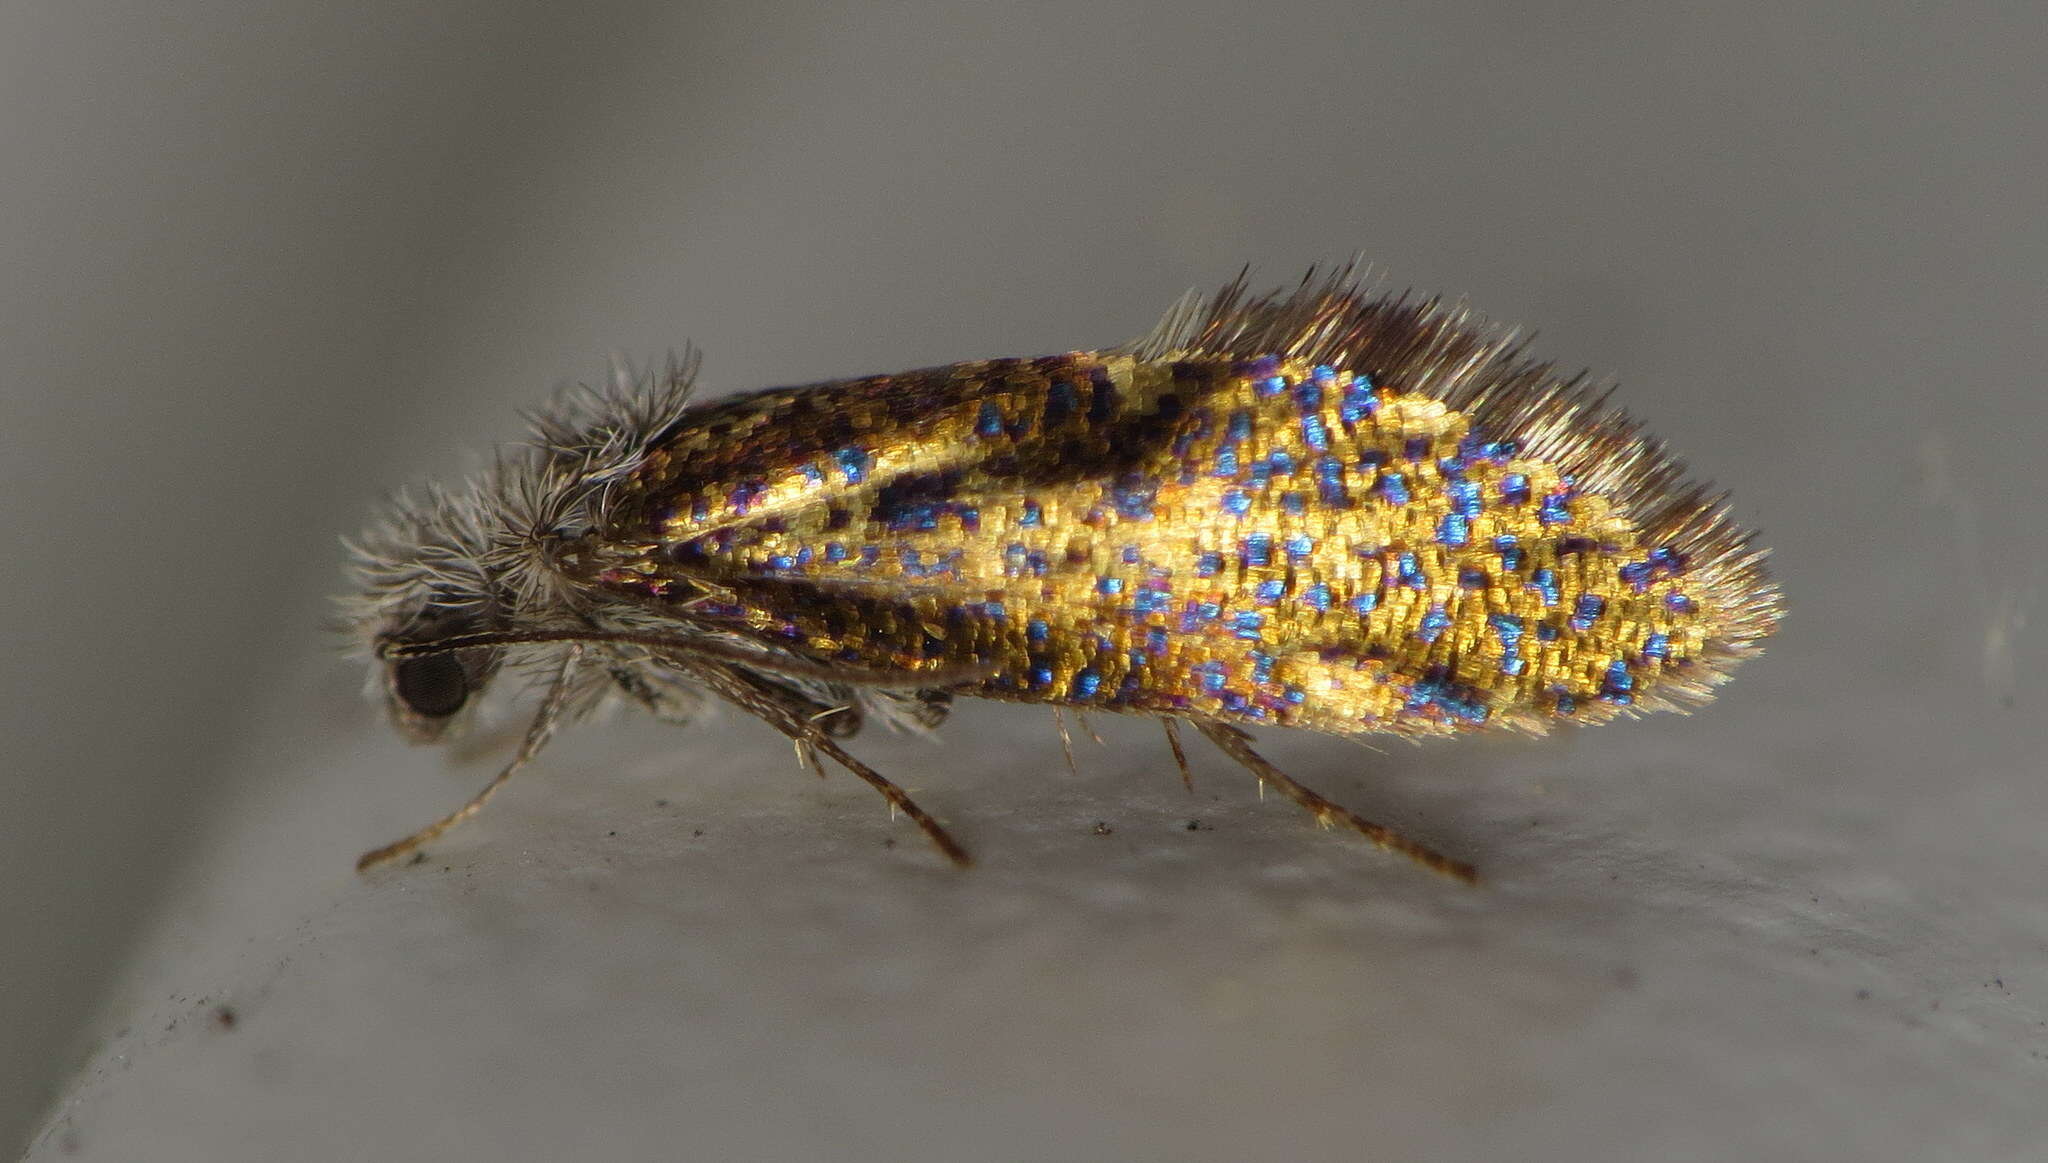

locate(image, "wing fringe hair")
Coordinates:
1124 265 1782 698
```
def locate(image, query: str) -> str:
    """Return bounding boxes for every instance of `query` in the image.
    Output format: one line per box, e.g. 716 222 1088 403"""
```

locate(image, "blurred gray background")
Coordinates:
5 2 2043 1159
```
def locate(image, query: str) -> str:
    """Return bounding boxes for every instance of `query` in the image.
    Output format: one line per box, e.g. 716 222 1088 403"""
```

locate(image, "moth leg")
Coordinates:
807 733 974 868
891 688 954 731
1161 718 1194 793
691 662 972 867
791 737 831 780
357 646 584 871
1052 708 1079 776
607 663 707 726
1074 711 1106 747
1190 720 1476 884
615 661 864 738
810 703 863 738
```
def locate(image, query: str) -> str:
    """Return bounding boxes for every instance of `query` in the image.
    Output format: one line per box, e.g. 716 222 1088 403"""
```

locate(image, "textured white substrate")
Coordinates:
28 642 2048 1162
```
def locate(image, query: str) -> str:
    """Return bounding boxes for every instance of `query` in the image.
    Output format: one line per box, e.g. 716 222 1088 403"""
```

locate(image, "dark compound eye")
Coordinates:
392 653 469 718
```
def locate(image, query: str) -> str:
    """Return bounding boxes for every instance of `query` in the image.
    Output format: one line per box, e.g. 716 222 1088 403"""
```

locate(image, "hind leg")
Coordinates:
1191 720 1476 884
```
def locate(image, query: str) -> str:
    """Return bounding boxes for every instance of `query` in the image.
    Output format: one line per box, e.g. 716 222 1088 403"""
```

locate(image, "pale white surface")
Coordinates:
32 645 2048 1161
14 2 2048 1159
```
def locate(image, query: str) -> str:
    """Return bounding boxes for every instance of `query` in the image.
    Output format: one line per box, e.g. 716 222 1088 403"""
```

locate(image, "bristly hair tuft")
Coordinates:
524 347 702 478
336 353 704 657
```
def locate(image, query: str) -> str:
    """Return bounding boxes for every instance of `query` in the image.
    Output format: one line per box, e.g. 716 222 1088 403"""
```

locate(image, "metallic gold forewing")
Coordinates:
589 349 1721 739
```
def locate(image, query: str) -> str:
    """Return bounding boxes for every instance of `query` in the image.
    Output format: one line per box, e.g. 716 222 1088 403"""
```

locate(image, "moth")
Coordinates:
341 268 1781 881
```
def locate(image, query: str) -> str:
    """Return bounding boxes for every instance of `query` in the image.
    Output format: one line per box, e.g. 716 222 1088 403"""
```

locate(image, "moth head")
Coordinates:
377 603 507 743
341 480 520 745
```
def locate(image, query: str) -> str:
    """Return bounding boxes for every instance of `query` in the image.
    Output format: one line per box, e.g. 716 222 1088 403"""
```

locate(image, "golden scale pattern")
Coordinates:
586 350 1738 737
